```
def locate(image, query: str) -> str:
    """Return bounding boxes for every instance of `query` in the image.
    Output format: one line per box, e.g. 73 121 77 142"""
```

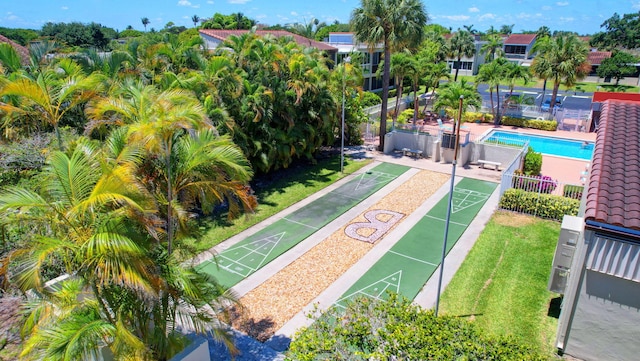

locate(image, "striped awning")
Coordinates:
586 236 640 282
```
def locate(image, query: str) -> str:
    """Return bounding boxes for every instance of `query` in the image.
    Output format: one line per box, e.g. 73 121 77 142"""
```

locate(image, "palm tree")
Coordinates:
141 17 150 32
0 137 239 359
531 34 590 113
476 58 507 123
500 24 514 35
447 30 476 81
351 0 427 151
87 82 255 255
536 26 551 39
0 58 104 149
505 62 531 97
384 52 413 129
480 34 504 61
191 15 200 28
421 62 450 113
433 79 481 127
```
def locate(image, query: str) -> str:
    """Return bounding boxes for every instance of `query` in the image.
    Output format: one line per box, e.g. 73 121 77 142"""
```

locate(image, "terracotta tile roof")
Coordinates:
585 99 640 231
0 34 29 65
588 51 611 65
199 29 337 51
504 34 536 45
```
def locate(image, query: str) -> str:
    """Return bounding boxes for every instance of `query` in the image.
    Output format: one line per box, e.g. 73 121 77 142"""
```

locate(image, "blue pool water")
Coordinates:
484 130 594 160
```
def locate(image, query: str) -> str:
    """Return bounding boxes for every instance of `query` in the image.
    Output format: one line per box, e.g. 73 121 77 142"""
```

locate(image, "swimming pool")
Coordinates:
482 130 594 160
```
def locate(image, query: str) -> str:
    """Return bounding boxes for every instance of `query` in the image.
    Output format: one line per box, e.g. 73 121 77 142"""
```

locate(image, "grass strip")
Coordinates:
439 211 561 356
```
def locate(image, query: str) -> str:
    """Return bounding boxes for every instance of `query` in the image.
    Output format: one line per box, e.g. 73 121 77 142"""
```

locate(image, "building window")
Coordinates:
505 45 526 55
451 61 473 70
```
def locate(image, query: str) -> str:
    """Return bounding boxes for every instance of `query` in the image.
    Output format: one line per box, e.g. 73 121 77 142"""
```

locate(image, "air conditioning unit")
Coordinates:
548 215 583 294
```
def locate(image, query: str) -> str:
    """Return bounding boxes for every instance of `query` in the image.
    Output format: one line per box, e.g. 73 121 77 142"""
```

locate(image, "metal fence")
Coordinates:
498 172 584 219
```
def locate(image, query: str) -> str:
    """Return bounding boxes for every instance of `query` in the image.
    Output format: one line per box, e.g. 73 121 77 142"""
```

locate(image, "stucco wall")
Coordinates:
564 270 640 361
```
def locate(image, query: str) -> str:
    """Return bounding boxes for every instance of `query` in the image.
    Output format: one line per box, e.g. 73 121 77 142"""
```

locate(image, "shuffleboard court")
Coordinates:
197 163 409 287
335 178 497 307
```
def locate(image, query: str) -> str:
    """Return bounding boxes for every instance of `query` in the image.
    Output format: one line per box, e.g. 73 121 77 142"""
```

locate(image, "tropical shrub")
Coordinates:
287 293 547 360
463 111 492 123
523 147 543 175
499 188 580 221
361 91 381 108
500 116 527 127
527 119 558 131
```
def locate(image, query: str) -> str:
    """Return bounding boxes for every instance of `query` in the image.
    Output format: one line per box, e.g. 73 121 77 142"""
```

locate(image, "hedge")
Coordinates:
500 117 558 131
499 188 580 221
287 293 547 361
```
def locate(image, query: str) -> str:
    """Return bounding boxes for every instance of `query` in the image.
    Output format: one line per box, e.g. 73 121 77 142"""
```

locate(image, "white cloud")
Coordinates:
255 14 267 19
542 5 552 10
228 0 251 4
291 11 298 16
469 7 480 13
178 0 192 6
61 6 69 10
556 1 569 6
633 1 640 9
478 13 496 21
441 15 470 22
207 1 214 3
559 16 575 22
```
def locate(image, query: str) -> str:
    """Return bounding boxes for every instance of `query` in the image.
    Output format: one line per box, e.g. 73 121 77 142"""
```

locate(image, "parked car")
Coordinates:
541 97 562 112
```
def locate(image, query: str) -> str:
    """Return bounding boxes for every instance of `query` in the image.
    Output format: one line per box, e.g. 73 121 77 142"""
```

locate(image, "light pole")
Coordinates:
434 95 464 317
341 56 350 173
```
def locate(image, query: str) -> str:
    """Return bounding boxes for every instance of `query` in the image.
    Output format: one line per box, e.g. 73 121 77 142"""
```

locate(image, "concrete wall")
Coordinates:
472 143 523 166
170 335 210 361
383 131 435 158
564 270 640 361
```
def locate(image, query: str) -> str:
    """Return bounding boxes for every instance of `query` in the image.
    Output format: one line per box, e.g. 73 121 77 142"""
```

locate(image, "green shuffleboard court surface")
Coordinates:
335 177 497 307
197 163 409 287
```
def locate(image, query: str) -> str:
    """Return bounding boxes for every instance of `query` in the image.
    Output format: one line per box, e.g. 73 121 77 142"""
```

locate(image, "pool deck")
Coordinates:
367 121 596 185
465 122 595 185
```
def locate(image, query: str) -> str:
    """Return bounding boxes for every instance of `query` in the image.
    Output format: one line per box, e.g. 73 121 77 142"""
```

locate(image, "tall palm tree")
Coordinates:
447 30 476 81
476 58 507 123
383 52 413 129
480 34 504 61
531 34 590 113
191 15 200 28
141 17 150 32
421 62 450 113
351 0 427 151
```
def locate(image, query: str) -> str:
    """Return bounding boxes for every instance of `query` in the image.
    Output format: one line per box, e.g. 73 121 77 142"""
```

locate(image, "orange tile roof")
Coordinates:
199 29 337 51
504 34 537 45
586 98 640 231
587 51 611 65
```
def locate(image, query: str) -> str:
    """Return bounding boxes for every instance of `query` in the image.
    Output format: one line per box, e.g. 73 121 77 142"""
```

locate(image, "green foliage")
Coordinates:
462 111 492 123
287 293 547 360
523 147 542 175
526 119 558 131
591 12 640 50
201 12 256 30
40 22 116 50
396 109 415 124
361 91 381 108
596 51 638 84
0 27 40 46
499 189 580 220
500 117 557 131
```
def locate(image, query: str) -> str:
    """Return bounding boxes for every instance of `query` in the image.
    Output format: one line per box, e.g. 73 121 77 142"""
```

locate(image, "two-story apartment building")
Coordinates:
323 32 389 92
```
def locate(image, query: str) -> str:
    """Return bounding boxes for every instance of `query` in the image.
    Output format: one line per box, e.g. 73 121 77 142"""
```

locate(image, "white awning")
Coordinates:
586 236 640 282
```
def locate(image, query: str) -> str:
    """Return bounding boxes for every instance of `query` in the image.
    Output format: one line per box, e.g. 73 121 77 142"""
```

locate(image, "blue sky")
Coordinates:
2 0 639 35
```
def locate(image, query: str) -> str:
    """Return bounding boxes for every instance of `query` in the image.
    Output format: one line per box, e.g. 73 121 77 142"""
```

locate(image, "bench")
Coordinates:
478 159 501 171
402 148 423 159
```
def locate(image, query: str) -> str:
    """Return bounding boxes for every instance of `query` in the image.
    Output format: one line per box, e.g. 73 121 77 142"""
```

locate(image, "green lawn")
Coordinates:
177 155 372 258
439 211 561 357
